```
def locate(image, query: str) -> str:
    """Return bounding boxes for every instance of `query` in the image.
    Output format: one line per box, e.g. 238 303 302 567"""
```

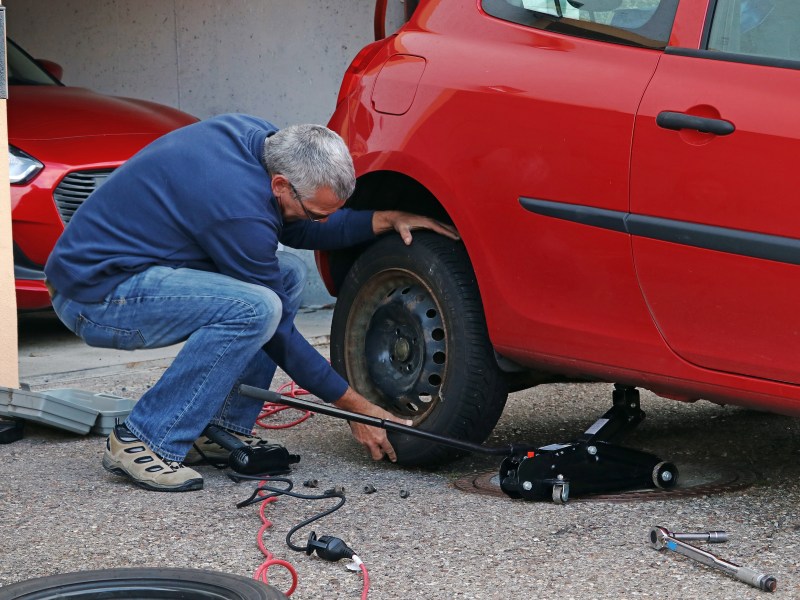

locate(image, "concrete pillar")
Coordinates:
0 4 18 389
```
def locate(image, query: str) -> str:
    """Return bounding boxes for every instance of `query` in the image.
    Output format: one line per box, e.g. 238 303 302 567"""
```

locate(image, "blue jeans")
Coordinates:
51 252 307 462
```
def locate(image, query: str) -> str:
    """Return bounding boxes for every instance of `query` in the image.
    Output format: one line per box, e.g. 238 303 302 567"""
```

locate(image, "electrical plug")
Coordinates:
306 531 355 562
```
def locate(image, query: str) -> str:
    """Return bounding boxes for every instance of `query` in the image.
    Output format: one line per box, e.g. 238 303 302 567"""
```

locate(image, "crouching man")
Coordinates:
44 114 458 491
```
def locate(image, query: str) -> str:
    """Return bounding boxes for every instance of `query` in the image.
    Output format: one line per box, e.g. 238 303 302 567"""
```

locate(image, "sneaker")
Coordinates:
185 430 269 465
102 424 203 492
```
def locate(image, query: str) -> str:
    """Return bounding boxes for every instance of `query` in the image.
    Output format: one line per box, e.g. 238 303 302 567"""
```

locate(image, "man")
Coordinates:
44 113 458 492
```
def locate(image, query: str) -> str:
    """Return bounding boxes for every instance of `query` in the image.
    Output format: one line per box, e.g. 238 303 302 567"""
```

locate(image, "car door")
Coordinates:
451 0 681 367
631 0 800 384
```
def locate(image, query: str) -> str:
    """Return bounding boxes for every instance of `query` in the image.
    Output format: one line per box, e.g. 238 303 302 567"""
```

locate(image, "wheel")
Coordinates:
552 482 570 504
0 568 287 599
652 461 679 489
331 231 508 466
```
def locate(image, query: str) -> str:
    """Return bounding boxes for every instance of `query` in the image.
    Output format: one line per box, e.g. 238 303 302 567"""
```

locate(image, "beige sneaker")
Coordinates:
185 430 269 465
102 424 203 492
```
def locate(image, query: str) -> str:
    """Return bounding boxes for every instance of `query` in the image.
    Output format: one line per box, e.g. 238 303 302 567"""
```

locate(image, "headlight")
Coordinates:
9 145 43 184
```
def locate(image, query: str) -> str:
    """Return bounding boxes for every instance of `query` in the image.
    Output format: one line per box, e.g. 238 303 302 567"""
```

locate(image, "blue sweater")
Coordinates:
45 113 376 402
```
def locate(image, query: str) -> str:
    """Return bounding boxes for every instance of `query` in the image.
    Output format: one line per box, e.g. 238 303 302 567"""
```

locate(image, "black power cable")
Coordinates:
233 475 355 561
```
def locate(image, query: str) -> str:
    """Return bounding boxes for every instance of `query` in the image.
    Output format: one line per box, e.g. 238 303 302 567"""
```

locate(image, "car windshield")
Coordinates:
7 38 60 86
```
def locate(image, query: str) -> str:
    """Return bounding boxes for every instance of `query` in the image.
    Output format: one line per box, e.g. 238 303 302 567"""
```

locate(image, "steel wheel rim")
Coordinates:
344 269 446 422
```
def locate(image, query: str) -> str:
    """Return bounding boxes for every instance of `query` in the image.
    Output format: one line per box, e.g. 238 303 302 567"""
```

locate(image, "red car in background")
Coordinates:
9 38 197 311
319 0 800 465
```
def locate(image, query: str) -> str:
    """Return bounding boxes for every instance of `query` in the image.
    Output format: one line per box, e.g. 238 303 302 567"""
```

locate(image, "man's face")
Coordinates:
272 174 345 223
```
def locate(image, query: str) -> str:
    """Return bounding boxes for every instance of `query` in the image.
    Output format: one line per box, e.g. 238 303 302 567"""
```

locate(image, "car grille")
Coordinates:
53 169 115 224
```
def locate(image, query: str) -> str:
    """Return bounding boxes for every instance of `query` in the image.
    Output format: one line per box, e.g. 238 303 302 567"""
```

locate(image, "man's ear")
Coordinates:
271 173 289 196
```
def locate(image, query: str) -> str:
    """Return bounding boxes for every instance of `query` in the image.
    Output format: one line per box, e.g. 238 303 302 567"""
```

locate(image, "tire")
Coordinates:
331 231 508 466
0 568 287 599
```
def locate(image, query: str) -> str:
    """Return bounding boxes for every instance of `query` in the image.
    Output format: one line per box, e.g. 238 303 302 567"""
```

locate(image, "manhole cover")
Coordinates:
453 463 758 502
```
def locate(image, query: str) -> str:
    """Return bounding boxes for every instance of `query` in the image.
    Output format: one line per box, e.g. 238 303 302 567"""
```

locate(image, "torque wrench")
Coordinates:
649 526 777 592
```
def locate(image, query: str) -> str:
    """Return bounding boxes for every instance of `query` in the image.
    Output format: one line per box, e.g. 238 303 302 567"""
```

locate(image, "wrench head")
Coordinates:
649 526 669 550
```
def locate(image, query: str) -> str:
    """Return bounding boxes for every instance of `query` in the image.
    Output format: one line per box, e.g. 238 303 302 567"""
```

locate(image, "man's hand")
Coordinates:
334 387 412 462
372 210 460 246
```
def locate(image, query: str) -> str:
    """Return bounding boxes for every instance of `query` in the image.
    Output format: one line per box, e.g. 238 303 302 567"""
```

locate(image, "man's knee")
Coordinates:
230 285 282 345
250 286 283 341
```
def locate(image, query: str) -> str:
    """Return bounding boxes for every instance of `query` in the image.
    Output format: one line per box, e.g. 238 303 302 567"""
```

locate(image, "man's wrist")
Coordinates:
333 387 365 412
371 210 396 235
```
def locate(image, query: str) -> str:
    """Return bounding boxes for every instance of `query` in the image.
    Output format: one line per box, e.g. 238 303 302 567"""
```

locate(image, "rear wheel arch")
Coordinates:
325 170 454 293
325 166 556 373
327 171 517 465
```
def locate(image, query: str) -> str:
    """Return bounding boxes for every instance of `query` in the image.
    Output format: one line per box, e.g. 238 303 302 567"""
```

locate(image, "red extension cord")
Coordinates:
255 381 314 429
251 382 370 598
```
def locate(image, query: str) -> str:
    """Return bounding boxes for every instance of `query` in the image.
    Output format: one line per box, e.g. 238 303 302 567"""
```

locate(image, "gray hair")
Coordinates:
262 124 356 201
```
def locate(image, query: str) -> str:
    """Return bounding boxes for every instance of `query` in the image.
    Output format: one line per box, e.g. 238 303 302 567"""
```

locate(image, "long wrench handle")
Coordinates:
239 384 529 456
650 527 777 592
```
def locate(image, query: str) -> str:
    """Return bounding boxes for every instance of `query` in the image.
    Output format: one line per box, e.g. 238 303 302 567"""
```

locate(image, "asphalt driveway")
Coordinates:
3 310 800 599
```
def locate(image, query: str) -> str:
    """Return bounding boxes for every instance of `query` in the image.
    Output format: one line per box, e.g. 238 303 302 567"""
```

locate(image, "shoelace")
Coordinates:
164 460 187 472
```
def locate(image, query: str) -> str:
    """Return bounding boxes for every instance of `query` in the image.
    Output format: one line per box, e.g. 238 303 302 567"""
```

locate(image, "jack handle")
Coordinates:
239 384 532 457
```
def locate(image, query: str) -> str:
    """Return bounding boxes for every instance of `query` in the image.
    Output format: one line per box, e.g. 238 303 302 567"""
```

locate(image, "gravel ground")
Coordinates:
3 343 800 598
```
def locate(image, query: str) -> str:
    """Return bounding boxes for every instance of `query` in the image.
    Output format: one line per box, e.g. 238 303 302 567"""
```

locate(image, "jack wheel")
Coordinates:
652 461 679 489
0 568 287 599
552 482 570 504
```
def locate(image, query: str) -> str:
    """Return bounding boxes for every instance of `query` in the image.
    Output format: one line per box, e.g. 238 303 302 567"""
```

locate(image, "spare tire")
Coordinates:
0 568 287 599
331 231 508 466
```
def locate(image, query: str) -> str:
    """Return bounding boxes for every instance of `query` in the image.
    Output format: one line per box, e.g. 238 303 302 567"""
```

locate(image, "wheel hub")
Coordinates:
394 337 411 362
364 283 446 416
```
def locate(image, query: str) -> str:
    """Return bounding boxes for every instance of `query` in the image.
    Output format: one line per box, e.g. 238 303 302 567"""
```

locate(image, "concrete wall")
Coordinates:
4 0 405 306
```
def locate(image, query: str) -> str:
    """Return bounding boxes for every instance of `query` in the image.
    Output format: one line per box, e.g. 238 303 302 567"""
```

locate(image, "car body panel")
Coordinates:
323 0 800 416
8 86 194 140
667 0 710 48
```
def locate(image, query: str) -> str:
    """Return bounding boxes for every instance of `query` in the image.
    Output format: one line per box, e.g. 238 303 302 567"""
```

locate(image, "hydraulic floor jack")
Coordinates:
238 383 678 503
500 384 678 502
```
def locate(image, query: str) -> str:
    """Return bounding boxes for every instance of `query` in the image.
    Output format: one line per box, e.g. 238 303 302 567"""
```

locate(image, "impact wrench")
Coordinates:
649 526 777 592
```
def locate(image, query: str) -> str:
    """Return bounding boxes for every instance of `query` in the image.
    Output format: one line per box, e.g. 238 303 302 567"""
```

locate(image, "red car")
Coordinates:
9 38 197 311
319 0 800 465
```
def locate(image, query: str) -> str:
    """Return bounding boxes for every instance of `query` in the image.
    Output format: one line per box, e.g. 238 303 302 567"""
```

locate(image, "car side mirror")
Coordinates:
36 59 63 81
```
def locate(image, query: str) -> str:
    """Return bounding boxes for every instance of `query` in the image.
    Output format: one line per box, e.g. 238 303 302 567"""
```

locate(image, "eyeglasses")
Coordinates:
288 182 327 222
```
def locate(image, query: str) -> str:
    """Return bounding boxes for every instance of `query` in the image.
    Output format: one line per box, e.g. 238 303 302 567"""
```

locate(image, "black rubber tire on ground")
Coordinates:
331 231 508 466
0 567 287 599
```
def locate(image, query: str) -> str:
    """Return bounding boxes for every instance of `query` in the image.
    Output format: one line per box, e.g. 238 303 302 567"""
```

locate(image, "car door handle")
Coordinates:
656 111 735 136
